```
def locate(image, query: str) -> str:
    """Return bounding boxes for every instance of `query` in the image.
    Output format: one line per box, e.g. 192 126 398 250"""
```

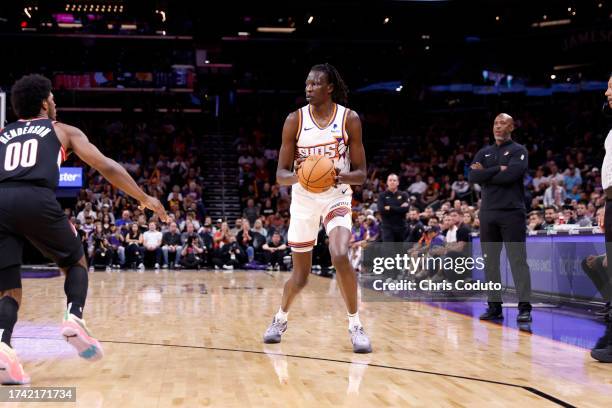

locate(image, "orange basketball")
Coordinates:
297 155 336 193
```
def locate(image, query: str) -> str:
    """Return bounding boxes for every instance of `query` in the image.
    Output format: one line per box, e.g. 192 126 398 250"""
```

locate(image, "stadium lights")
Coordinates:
531 19 571 27
384 17 390 24
24 8 31 18
307 16 314 24
550 74 557 80
257 27 296 33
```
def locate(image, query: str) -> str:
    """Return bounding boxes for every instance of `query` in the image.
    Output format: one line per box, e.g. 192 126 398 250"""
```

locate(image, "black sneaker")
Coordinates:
517 310 532 323
479 307 503 321
591 345 612 363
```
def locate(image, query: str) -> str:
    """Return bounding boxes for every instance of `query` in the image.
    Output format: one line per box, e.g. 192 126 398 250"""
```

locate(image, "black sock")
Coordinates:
0 297 19 347
64 265 88 319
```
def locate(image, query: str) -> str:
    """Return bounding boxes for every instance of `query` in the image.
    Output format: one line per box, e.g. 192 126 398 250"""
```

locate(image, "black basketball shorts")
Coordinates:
0 183 83 269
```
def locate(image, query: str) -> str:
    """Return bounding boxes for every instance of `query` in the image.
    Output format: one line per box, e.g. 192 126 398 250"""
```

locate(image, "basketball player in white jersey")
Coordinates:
263 63 371 353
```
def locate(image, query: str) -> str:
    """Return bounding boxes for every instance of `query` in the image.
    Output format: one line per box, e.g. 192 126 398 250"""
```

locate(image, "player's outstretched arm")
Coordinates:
54 122 169 222
337 110 366 185
276 111 300 186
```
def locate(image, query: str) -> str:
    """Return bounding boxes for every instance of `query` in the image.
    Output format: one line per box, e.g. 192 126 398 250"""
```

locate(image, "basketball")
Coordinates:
297 155 336 193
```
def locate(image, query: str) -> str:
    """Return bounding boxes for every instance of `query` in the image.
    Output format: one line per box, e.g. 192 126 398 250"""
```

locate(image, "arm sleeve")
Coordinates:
488 147 528 185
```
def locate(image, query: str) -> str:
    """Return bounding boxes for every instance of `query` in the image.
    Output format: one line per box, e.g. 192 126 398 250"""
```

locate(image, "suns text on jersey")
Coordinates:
297 143 338 159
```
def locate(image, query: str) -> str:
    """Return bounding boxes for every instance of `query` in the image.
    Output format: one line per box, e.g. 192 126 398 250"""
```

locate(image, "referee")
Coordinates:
378 174 409 242
468 113 532 323
592 74 612 363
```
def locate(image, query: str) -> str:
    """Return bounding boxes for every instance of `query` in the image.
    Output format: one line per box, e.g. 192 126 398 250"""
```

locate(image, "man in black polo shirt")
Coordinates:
468 113 532 323
378 174 410 242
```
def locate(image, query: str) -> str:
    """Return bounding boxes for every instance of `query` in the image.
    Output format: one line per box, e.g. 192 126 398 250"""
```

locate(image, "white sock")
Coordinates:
348 312 361 329
275 307 288 323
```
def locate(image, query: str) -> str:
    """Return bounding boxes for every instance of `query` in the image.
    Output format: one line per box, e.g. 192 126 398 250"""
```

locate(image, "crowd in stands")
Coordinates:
58 93 609 272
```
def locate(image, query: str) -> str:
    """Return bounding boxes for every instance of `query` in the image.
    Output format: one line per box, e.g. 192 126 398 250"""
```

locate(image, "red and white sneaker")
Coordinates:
61 312 104 361
0 342 30 385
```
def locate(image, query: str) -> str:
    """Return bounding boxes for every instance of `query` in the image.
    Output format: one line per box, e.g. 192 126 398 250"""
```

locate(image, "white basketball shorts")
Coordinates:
287 183 353 252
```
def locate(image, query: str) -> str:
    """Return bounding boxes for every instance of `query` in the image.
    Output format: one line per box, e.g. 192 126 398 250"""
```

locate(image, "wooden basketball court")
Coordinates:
10 270 611 407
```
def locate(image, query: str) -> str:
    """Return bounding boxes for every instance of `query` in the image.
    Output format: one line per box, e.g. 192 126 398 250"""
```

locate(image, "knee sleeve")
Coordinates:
0 265 22 292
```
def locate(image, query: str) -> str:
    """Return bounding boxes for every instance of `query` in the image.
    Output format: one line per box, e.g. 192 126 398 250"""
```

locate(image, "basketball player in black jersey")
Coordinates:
0 74 168 384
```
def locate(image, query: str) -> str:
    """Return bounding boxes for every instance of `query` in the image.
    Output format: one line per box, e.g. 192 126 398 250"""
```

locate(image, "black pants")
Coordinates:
603 200 612 305
382 225 406 242
479 209 531 310
264 250 285 266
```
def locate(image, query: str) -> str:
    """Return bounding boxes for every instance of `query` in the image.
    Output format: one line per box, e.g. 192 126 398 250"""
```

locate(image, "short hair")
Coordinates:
11 74 52 119
544 206 557 212
387 173 399 180
447 209 461 216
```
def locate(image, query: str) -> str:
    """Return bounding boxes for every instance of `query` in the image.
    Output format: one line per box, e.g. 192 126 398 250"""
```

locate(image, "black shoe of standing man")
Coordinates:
591 314 612 363
479 303 503 321
517 302 532 323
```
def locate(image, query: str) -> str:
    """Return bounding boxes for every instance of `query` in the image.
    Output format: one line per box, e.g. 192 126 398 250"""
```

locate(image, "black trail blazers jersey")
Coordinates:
0 118 66 189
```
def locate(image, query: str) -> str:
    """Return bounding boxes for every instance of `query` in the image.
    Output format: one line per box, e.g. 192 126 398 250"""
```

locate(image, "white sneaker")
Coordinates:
349 325 372 353
154 263 160 269
138 263 145 270
61 312 104 361
0 343 30 384
222 265 234 271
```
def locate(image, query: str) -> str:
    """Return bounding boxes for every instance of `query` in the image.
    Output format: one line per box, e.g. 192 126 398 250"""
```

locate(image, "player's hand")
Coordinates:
333 167 342 186
470 162 483 170
140 196 169 223
294 157 306 172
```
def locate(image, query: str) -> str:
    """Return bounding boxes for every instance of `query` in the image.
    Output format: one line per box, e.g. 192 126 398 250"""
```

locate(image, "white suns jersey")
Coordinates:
294 103 351 175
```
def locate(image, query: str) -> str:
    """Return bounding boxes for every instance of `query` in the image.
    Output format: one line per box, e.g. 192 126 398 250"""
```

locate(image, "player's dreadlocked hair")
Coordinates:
310 63 349 106
11 74 52 119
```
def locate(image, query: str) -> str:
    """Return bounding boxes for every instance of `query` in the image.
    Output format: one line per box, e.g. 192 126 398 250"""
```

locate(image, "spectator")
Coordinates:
236 219 265 264
77 202 97 224
451 174 471 201
107 224 125 268
542 206 558 230
243 198 260 226
88 224 113 270
365 215 380 242
252 219 268 238
543 179 566 207
262 231 288 270
405 207 425 243
407 174 427 196
143 222 163 269
115 210 132 228
180 234 205 269
162 222 183 268
125 222 145 269
527 211 544 232
213 221 233 250
576 202 593 227
230 218 243 236
214 236 247 270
